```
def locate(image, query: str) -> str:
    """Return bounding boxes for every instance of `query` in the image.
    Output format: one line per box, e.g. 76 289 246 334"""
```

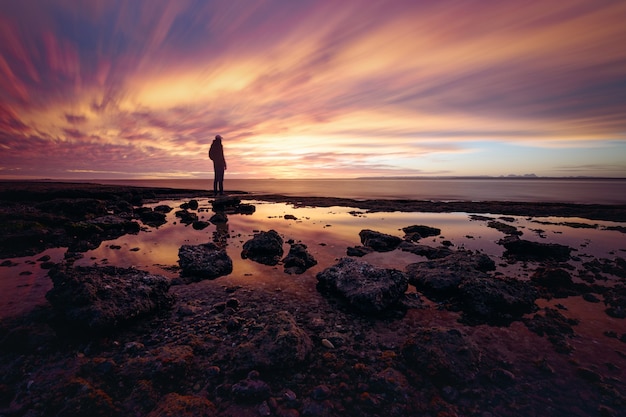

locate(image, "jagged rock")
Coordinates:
235 203 256 214
241 230 284 265
232 377 271 403
406 251 495 297
178 242 233 280
46 265 174 329
487 220 522 236
359 229 402 252
282 243 317 274
398 241 454 259
458 276 538 325
175 210 198 225
316 257 408 313
402 327 482 387
499 236 571 261
604 284 626 318
192 220 210 230
231 311 313 371
212 196 241 212
402 225 441 241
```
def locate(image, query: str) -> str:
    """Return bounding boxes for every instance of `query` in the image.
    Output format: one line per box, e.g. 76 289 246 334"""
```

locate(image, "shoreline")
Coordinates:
1 181 625 417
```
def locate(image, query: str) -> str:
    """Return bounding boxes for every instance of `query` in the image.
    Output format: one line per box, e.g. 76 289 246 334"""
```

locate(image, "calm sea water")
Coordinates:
87 178 626 204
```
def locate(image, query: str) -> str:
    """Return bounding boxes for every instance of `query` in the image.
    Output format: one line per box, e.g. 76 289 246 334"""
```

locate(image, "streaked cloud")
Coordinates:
1 0 625 179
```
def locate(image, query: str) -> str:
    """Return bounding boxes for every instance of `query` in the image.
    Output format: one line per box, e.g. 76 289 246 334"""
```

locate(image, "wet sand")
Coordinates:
1 182 625 417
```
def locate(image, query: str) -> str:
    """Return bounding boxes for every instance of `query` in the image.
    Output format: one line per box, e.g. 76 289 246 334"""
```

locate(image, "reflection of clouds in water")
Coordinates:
71 200 625 287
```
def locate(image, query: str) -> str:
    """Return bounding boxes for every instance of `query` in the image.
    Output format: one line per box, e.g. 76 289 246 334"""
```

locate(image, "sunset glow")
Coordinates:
1 0 625 179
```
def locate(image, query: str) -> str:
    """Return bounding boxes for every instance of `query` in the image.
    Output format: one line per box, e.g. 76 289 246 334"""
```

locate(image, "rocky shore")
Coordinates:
1 181 625 417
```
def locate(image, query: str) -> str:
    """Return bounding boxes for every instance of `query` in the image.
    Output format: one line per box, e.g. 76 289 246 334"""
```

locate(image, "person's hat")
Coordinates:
215 135 222 140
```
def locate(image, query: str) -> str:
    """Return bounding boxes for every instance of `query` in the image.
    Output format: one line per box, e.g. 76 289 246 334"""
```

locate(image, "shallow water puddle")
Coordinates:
1 198 624 319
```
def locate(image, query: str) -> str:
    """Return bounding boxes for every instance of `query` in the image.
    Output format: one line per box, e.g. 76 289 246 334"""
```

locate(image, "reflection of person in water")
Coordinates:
208 135 227 196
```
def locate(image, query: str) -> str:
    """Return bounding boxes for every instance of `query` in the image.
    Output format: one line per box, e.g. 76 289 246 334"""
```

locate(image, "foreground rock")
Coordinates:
178 242 233 281
316 257 408 313
230 311 313 372
241 230 284 265
402 224 441 241
282 242 317 274
46 265 174 329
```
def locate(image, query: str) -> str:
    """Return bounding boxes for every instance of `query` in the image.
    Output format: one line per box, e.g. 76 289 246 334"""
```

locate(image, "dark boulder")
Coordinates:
316 257 408 314
347 245 374 257
406 251 495 297
241 229 284 266
282 243 317 274
46 265 174 330
209 212 228 224
175 210 198 225
137 209 167 227
402 225 441 241
359 229 402 252
178 242 233 281
499 236 571 261
212 196 241 212
458 276 538 325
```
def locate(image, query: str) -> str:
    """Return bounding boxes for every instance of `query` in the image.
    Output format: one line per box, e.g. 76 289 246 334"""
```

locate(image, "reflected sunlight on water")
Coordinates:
1 197 625 318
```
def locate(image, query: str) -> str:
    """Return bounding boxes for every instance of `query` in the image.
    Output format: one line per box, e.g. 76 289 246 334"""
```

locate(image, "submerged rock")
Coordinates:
282 242 317 274
402 224 441 241
46 265 174 329
359 229 402 252
241 229 284 265
316 257 408 314
178 242 233 281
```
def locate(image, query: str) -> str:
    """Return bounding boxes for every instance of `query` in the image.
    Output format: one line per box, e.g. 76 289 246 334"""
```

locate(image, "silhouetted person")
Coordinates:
209 134 227 196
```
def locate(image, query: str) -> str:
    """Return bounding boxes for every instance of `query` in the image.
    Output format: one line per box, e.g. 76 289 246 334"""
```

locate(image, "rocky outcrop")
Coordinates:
359 229 402 252
282 243 317 274
398 241 454 259
316 258 408 314
499 236 571 261
178 242 233 281
459 276 538 325
46 265 174 329
402 224 441 241
406 251 495 297
241 230 284 266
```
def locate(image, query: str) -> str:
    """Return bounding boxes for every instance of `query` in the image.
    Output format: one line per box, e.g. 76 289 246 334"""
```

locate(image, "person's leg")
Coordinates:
216 168 225 195
213 166 220 196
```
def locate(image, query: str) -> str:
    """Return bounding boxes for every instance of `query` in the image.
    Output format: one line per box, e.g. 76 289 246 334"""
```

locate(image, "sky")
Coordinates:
1 0 625 180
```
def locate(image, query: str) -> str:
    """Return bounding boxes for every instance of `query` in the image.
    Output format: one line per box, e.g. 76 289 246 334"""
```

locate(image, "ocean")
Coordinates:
86 177 626 204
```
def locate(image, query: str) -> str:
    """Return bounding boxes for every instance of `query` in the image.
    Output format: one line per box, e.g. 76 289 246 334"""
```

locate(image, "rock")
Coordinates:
398 241 454 259
346 245 374 257
175 209 198 225
209 212 228 224
188 199 199 210
282 243 317 274
192 220 210 230
231 311 313 371
402 225 441 241
499 236 571 261
487 220 523 236
212 196 241 211
178 242 233 280
458 276 538 325
604 284 626 318
138 209 167 227
369 367 410 399
402 327 482 387
406 251 495 298
46 265 174 329
241 230 284 266
153 204 173 213
359 229 402 252
316 257 408 314
146 392 217 417
284 214 298 220
232 377 271 403
235 203 256 214
531 267 576 298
